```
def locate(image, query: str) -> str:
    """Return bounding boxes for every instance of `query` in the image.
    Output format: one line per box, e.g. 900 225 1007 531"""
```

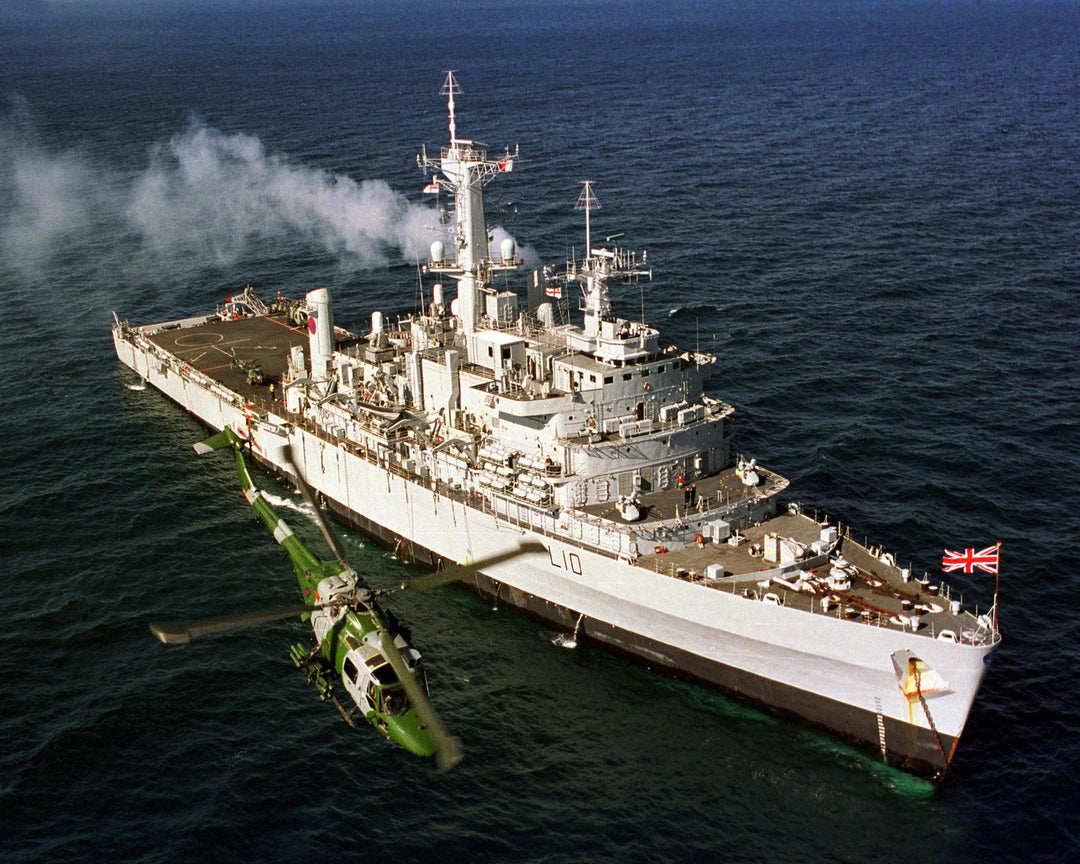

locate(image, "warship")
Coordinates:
114 73 999 778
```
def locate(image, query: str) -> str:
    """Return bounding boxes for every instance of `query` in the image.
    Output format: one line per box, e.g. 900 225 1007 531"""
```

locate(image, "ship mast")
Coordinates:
577 180 600 256
418 72 519 336
570 182 652 339
445 69 459 146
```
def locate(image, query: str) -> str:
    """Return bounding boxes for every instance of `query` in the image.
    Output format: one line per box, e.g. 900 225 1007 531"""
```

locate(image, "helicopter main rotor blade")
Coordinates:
149 603 314 645
378 628 463 771
284 444 349 567
383 540 546 594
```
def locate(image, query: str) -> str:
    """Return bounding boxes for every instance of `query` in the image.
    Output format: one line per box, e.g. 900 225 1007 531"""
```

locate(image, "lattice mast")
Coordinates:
571 181 652 333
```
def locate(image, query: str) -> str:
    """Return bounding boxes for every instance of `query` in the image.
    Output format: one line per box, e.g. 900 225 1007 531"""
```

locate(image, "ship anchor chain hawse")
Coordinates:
117 72 1000 777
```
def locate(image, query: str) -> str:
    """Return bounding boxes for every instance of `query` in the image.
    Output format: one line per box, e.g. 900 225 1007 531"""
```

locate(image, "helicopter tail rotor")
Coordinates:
192 428 240 455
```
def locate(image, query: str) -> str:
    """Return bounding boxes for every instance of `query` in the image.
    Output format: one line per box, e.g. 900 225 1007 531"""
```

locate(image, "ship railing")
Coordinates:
432 477 997 642
406 479 638 559
481 317 568 351
472 492 639 559
642 554 827 585
200 385 999 645
455 468 780 561
265 412 758 566
637 494 759 536
459 361 496 381
123 329 627 563
128 329 248 412
635 552 996 643
441 142 486 162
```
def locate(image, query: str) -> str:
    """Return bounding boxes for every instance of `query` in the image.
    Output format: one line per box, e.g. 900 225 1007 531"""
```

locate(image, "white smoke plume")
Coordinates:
0 109 118 268
126 124 434 267
0 114 440 277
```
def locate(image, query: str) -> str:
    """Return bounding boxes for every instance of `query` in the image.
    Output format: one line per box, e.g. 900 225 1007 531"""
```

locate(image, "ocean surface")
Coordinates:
2 1 1079 861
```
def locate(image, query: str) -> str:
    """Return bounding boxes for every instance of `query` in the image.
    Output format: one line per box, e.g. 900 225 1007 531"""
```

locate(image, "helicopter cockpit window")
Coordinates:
343 657 360 683
371 663 399 686
379 684 409 716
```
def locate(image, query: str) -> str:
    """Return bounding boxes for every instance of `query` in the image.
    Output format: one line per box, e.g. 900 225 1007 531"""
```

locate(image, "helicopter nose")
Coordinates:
385 712 440 758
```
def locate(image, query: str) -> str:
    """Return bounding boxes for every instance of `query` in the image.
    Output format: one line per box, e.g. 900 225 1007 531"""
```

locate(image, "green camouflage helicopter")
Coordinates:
150 426 540 769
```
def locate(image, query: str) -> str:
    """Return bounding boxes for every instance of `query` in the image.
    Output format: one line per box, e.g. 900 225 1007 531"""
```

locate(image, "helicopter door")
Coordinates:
341 655 369 710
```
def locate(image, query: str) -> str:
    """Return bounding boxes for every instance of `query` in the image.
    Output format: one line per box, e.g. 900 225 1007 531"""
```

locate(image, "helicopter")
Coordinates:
149 426 541 769
229 349 264 385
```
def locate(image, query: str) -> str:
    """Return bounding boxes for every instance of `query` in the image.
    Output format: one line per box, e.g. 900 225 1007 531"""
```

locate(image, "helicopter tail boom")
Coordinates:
195 428 322 590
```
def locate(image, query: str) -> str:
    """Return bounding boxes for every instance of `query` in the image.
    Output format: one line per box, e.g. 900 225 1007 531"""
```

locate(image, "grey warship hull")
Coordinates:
113 75 998 778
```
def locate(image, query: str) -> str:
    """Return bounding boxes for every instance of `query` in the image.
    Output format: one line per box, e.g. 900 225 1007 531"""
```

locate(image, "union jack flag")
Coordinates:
942 544 1000 575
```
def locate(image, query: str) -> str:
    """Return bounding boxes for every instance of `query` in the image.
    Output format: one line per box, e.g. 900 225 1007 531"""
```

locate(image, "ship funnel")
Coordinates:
537 302 555 330
370 310 388 348
306 287 334 381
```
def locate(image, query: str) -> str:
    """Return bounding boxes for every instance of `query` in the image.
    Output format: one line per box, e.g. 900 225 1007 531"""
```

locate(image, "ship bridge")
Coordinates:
565 317 660 362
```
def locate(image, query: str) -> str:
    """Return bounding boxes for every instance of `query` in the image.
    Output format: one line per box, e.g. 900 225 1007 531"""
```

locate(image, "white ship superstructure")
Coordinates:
113 74 999 778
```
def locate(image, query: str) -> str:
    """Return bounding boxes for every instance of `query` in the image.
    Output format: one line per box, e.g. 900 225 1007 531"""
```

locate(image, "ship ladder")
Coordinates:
874 697 887 761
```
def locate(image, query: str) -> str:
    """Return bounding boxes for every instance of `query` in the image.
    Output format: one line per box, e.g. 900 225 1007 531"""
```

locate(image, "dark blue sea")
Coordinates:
2 1 1079 861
